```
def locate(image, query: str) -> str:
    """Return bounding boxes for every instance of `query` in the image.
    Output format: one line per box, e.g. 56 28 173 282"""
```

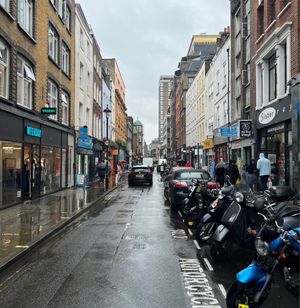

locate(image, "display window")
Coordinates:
0 141 22 208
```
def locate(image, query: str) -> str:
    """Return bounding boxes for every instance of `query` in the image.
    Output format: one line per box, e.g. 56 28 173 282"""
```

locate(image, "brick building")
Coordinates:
251 0 300 188
0 0 75 209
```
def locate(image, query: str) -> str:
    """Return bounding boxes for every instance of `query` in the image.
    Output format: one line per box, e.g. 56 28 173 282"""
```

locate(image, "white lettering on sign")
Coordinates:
179 259 221 307
258 107 276 125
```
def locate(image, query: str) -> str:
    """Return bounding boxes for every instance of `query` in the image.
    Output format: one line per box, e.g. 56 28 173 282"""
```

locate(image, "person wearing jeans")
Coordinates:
256 153 271 191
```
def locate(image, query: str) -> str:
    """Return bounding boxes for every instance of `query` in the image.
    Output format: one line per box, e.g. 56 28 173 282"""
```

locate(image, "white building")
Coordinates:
75 4 94 175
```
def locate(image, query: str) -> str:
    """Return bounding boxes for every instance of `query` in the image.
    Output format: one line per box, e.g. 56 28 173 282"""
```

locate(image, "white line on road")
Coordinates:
178 210 183 218
218 284 227 298
187 228 193 236
193 240 201 250
203 257 214 271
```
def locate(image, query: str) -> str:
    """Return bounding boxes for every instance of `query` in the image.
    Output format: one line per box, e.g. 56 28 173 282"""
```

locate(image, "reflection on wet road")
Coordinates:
0 173 298 308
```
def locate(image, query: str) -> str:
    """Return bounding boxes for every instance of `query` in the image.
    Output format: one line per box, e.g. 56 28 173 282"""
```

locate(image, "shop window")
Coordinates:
40 146 61 195
18 0 34 37
47 79 58 121
0 141 22 208
0 0 10 12
61 91 69 125
48 25 59 64
0 40 9 99
17 56 35 109
61 42 70 76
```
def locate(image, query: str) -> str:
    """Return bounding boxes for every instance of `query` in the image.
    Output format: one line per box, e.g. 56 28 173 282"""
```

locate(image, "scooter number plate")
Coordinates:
238 304 249 308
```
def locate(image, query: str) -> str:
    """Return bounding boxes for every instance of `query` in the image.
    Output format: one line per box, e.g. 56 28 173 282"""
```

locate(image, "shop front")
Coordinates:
0 109 74 209
203 138 214 168
256 98 292 186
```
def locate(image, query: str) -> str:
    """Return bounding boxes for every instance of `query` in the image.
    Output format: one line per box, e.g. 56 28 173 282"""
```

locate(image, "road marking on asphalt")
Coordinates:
193 240 201 250
203 258 214 272
188 228 193 236
218 284 227 298
178 210 183 218
179 259 221 307
15 245 29 248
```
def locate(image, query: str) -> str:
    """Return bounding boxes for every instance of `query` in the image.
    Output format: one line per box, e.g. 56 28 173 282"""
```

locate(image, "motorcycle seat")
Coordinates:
269 186 295 202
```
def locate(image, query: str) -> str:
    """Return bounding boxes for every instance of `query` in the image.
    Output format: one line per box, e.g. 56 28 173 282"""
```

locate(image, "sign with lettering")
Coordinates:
26 126 41 138
230 122 239 140
240 120 252 137
203 139 214 149
41 107 57 115
78 127 93 150
258 107 276 125
220 127 229 137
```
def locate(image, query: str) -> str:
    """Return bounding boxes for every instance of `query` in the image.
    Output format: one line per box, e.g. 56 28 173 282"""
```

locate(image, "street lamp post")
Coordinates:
103 104 111 190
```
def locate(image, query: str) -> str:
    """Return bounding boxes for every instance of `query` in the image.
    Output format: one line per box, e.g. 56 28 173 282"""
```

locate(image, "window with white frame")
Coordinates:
87 71 90 94
222 62 226 87
0 0 10 11
87 41 90 59
48 25 59 63
223 101 227 124
61 91 69 125
17 56 35 108
47 79 58 120
18 0 33 37
0 40 9 99
62 42 70 75
50 0 57 8
216 70 220 94
268 53 277 101
65 5 71 31
58 0 66 20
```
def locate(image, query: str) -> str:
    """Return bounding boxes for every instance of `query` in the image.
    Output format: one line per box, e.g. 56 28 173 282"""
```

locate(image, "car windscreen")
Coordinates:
175 171 210 180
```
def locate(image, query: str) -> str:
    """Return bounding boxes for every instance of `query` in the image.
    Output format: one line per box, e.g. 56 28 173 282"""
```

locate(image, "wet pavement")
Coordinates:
0 173 298 308
0 175 120 270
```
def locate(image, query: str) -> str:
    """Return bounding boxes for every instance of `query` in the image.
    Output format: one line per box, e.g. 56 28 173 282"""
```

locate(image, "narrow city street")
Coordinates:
0 173 298 308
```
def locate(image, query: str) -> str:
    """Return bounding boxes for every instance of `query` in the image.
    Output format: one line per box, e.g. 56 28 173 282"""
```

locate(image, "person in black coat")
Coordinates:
228 160 241 185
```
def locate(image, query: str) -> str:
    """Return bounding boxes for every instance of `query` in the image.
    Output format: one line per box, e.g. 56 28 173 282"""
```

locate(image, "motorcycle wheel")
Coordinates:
226 281 270 308
164 189 169 200
210 241 225 262
195 221 216 242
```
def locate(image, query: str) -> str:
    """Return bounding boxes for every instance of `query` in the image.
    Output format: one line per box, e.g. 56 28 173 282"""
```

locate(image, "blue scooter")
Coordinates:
226 205 300 308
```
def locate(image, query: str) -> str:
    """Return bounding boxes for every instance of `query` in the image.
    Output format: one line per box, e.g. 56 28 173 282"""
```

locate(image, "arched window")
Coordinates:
0 39 9 99
17 55 35 108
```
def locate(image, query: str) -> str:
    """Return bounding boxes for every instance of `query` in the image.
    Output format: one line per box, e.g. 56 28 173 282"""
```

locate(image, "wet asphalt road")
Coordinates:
0 173 298 308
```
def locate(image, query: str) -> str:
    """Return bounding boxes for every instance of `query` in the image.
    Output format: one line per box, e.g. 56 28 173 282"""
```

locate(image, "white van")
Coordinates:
142 157 154 168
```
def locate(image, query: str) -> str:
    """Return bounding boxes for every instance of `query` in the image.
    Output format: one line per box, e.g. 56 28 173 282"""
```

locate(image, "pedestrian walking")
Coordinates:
256 153 271 191
215 158 226 187
97 160 106 184
228 160 241 185
209 159 215 179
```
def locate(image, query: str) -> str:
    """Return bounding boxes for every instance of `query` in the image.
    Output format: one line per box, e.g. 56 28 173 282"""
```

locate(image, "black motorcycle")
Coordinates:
194 179 235 242
210 185 298 261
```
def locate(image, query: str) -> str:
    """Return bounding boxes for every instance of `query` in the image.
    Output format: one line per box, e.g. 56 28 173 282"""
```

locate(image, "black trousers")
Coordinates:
259 175 269 191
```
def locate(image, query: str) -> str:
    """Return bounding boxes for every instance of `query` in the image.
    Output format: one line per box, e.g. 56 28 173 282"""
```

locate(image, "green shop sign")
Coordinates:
41 107 57 115
26 126 42 138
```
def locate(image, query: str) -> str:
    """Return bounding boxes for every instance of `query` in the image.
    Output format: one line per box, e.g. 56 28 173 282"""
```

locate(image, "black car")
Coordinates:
167 168 211 209
128 165 153 186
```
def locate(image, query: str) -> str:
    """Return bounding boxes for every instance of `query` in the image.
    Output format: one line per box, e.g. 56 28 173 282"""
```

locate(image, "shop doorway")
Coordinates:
23 144 40 200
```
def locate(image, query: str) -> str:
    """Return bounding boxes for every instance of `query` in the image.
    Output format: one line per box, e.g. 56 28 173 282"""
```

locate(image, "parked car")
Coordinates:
167 168 211 209
128 165 153 186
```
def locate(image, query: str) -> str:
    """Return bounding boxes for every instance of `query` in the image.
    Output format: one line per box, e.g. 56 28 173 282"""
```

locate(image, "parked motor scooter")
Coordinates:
210 185 298 261
226 204 300 308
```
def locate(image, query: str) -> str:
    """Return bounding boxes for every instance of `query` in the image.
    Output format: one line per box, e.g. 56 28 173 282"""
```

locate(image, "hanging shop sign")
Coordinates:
41 107 57 115
26 126 42 138
203 139 214 150
78 127 93 150
220 127 229 137
240 120 252 137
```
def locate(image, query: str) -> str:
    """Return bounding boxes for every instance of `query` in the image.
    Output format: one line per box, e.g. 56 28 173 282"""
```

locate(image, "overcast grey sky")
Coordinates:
80 0 230 144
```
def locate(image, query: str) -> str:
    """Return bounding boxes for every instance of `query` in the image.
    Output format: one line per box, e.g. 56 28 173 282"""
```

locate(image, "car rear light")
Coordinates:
174 182 188 188
207 182 220 189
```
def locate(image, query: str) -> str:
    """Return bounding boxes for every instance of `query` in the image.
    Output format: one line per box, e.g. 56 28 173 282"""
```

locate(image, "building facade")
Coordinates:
158 75 172 142
74 4 93 180
0 0 75 209
252 0 300 188
126 116 133 165
132 120 143 164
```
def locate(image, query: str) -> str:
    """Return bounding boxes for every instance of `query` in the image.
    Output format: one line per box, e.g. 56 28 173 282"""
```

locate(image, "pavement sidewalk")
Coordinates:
0 176 124 272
